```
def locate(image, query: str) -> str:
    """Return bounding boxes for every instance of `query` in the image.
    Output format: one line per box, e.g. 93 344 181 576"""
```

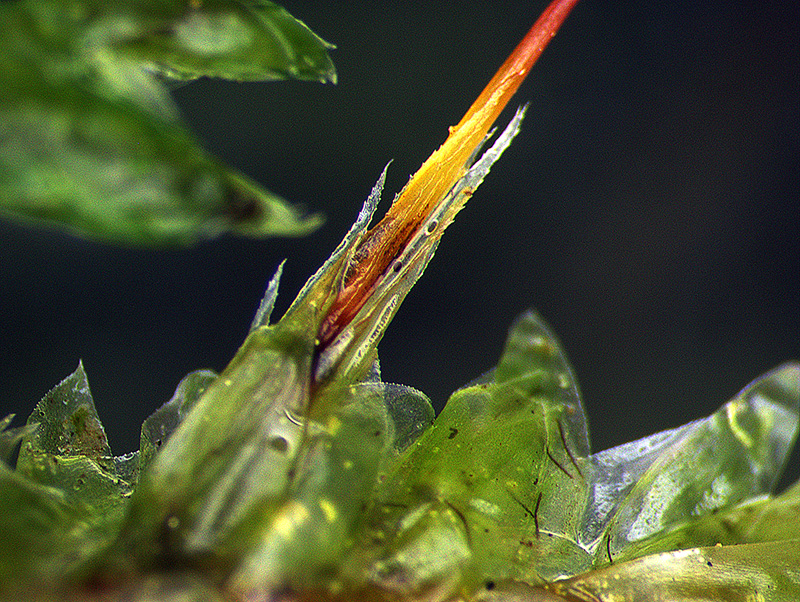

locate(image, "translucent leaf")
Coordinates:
19 362 111 462
539 540 800 602
580 362 800 566
231 382 394 594
16 362 133 512
116 323 316 562
621 478 800 557
495 309 589 456
138 369 218 475
381 383 436 456
110 368 218 486
351 311 592 599
249 261 286 332
228 380 431 596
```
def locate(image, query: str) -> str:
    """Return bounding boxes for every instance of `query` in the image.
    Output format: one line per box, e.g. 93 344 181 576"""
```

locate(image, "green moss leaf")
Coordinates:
316 314 799 601
0 0 327 245
116 322 317 565
349 311 593 599
537 540 800 601
582 362 800 566
2 363 137 590
120 0 337 83
16 362 133 510
138 369 218 475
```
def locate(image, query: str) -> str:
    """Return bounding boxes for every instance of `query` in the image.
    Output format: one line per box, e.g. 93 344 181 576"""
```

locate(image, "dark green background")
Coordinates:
2 1 798 485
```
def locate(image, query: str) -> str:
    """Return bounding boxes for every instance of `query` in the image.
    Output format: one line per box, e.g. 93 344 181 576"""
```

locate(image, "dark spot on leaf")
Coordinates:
485 581 496 591
375 561 404 581
225 192 262 223
268 436 289 453
707 561 713 567
374 430 382 437
448 427 458 439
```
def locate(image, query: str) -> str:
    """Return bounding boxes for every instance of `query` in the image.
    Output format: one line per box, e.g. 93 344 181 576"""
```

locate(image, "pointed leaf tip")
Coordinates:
310 0 580 386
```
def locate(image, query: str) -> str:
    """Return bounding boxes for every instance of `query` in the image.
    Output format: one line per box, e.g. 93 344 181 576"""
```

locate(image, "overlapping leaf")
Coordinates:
581 362 800 567
330 313 799 601
346 311 592 599
0 0 330 245
1 364 219 592
1 310 797 600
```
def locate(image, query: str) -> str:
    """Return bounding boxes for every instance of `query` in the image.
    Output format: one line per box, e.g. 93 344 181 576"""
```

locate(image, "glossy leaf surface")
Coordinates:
7 364 132 589
1 1 798 600
581 362 799 566
334 313 799 600
539 540 800 601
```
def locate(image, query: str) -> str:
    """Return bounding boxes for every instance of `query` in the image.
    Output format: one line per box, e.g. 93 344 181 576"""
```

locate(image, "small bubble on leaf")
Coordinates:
268 436 289 453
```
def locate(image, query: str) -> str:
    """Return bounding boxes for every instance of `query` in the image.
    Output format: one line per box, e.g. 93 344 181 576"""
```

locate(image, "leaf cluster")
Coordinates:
0 0 332 245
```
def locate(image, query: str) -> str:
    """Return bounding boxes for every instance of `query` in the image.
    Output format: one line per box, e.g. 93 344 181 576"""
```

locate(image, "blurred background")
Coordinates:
2 1 798 485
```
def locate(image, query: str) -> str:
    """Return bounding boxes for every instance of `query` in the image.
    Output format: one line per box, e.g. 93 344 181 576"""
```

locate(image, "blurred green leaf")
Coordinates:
0 415 37 466
0 0 329 245
118 0 337 83
0 462 86 588
138 369 218 475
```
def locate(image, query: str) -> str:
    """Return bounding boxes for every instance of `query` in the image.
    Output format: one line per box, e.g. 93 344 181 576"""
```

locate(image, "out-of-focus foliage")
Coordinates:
0 0 332 245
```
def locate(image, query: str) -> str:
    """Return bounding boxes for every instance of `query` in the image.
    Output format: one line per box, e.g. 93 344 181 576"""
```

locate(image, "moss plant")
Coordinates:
1 1 798 600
